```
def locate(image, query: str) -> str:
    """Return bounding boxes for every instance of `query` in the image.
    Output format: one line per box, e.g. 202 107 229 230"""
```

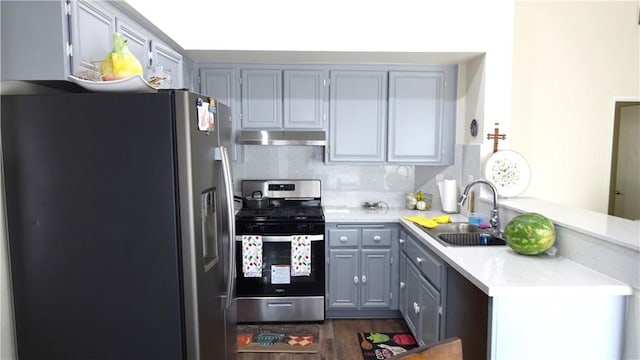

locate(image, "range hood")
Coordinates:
238 130 326 146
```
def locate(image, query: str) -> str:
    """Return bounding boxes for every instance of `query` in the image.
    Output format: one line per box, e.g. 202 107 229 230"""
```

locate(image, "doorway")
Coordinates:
608 100 640 220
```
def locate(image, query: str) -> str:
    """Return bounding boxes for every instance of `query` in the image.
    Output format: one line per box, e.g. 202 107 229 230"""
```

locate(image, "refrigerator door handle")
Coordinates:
220 146 236 310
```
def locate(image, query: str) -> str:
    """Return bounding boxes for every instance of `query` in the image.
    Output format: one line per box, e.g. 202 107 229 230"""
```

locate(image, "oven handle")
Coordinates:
235 235 324 242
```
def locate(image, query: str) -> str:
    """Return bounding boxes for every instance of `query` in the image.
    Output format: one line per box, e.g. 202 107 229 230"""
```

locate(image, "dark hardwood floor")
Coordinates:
236 318 409 360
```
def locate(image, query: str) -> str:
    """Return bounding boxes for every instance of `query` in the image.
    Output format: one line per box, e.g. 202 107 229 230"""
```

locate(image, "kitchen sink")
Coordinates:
414 222 506 247
437 232 506 246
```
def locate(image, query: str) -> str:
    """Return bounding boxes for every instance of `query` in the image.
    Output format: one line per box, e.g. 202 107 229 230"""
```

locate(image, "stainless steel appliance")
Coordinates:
235 179 325 323
1 85 236 360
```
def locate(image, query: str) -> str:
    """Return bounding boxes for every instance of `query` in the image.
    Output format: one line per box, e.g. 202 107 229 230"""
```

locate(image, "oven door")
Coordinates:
235 235 324 297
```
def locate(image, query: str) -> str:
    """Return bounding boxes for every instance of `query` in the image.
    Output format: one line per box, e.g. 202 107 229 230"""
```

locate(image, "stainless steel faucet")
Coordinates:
459 179 501 234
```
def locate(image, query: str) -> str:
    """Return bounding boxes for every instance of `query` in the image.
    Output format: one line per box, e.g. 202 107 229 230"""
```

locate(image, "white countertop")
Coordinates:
496 197 640 252
324 206 633 297
323 206 467 223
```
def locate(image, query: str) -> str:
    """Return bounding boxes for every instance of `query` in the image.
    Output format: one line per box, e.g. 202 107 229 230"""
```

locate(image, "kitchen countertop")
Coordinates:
323 206 467 223
496 197 640 252
324 206 633 298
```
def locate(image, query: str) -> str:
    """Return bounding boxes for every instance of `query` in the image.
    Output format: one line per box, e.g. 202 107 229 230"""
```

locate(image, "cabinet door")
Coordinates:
201 68 236 108
388 70 456 164
116 18 151 76
404 260 421 336
241 69 283 129
0 1 69 80
70 0 116 75
283 70 327 129
399 252 408 316
151 41 183 89
360 249 391 309
418 275 441 346
200 68 241 161
328 249 359 309
329 71 387 162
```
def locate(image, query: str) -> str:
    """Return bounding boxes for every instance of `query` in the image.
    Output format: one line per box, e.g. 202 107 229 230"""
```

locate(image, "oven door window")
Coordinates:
236 236 324 297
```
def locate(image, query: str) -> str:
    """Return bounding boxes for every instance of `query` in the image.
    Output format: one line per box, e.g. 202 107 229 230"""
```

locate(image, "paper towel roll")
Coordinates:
439 179 459 213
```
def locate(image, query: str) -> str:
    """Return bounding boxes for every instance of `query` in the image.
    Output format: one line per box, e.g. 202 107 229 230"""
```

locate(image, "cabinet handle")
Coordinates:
413 302 420 314
399 238 405 244
416 257 423 264
354 276 359 284
400 281 405 289
373 235 381 242
362 275 367 284
340 236 348 242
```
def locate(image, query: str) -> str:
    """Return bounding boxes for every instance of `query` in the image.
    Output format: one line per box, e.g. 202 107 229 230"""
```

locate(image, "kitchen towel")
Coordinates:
242 235 262 277
403 215 451 229
291 235 320 276
438 179 459 213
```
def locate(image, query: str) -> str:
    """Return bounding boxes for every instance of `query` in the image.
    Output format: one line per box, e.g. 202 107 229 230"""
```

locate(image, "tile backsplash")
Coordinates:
232 144 480 208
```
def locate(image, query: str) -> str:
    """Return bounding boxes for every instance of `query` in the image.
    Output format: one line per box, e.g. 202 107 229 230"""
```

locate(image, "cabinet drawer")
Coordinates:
362 229 392 247
328 229 360 247
404 236 443 290
399 231 409 252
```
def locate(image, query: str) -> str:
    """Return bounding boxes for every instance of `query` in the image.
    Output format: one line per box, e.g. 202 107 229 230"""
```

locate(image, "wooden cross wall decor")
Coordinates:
487 123 506 153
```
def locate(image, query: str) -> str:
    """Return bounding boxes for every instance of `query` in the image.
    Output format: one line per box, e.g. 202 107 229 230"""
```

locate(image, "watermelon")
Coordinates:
504 213 556 255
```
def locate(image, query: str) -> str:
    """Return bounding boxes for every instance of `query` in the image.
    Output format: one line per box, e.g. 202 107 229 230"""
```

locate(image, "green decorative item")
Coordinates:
366 332 391 344
504 213 556 255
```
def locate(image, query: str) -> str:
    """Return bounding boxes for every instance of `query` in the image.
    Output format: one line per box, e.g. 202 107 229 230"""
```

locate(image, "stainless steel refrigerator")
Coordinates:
1 85 236 359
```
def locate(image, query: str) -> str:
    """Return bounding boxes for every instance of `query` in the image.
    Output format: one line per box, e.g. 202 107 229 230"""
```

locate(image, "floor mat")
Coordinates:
358 332 418 360
237 324 320 353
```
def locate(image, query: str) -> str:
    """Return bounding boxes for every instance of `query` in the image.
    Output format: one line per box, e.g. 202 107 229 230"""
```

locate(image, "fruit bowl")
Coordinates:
69 74 156 93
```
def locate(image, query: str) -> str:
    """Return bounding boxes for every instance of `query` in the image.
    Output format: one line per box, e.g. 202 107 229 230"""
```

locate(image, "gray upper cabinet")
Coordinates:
1 1 69 80
116 18 152 76
200 67 242 162
387 70 456 164
241 69 283 129
69 0 116 77
0 0 184 85
116 16 183 88
151 41 183 89
283 70 328 129
182 57 197 92
239 68 328 130
201 68 236 108
329 70 388 162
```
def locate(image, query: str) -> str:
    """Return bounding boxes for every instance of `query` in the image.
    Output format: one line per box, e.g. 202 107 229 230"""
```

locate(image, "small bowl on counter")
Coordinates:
362 201 389 211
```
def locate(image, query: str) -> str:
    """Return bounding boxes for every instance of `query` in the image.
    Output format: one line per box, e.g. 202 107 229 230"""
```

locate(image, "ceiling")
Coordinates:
124 0 497 64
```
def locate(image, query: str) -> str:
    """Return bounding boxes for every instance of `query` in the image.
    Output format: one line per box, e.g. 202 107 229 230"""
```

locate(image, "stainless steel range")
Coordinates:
235 179 325 323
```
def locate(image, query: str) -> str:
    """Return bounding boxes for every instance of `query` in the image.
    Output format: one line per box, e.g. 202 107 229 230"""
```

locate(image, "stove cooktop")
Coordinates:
235 206 324 222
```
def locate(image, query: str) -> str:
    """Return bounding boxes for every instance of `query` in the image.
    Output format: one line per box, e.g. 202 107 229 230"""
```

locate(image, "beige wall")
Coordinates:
511 1 640 213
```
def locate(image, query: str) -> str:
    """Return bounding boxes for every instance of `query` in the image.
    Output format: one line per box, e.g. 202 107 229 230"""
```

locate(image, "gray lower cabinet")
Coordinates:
398 229 445 346
326 223 399 318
